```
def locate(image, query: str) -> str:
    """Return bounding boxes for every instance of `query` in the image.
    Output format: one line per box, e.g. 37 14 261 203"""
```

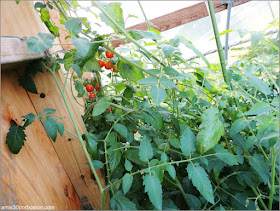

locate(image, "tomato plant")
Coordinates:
7 1 279 210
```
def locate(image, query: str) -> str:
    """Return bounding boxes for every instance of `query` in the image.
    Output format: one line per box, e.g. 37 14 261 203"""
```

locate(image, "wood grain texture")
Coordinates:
1 1 108 209
112 0 250 47
1 38 46 67
1 70 81 210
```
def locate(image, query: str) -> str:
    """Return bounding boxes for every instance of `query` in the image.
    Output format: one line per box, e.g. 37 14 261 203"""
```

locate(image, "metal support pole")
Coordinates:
222 0 234 64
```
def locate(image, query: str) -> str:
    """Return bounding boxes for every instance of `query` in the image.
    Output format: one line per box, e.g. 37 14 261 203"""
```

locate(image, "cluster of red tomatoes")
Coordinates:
98 50 119 73
86 84 99 99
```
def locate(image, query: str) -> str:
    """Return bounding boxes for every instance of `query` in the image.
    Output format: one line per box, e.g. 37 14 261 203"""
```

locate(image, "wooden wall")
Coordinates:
1 1 107 210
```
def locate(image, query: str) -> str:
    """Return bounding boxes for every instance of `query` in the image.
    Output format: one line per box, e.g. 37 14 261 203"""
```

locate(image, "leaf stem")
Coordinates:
104 153 219 191
64 128 79 139
231 80 262 103
251 186 268 210
137 0 151 29
268 145 276 210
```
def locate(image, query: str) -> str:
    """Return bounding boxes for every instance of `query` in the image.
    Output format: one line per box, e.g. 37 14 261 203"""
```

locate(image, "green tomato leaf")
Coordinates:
110 196 137 210
92 98 111 116
196 108 224 154
18 74 38 94
159 76 177 87
34 2 46 9
74 80 85 97
83 133 98 156
244 102 273 116
129 29 162 40
251 32 263 48
71 64 82 78
160 44 177 58
43 108 56 115
187 163 214 204
113 123 128 138
56 122 64 136
163 67 180 76
125 159 133 171
230 118 248 136
179 37 210 68
108 143 122 173
117 59 145 82
186 194 201 210
245 73 271 95
150 85 167 105
71 36 90 57
6 125 26 154
122 173 133 195
98 2 125 33
65 18 83 35
167 164 176 180
137 76 158 85
139 135 153 162
27 33 54 53
214 144 238 166
180 126 196 156
146 69 161 75
22 113 35 127
83 58 101 72
248 154 270 184
43 118 57 142
143 174 162 210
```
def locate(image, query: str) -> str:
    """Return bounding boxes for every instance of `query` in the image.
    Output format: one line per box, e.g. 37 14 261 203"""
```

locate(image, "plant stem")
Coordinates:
231 80 262 103
137 0 151 29
268 145 276 210
260 64 279 92
92 1 166 68
47 65 104 205
53 38 128 46
224 134 233 153
53 1 69 21
63 70 71 94
65 128 79 139
175 177 190 207
251 187 268 210
207 1 229 85
104 153 219 191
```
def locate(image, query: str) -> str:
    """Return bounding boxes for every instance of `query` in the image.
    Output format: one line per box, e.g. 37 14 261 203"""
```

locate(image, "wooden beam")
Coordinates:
1 38 47 69
112 0 250 47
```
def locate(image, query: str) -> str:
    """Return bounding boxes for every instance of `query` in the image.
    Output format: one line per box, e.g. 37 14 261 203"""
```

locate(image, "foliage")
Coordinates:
7 1 279 210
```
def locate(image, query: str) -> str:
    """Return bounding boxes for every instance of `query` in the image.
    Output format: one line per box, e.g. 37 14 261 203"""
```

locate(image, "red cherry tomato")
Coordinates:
105 61 114 69
98 60 105 68
106 107 113 112
89 93 96 99
105 50 114 58
86 85 94 92
95 85 99 91
133 130 137 134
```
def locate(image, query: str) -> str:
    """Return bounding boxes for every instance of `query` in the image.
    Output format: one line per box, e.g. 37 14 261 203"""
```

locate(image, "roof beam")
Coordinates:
112 0 250 47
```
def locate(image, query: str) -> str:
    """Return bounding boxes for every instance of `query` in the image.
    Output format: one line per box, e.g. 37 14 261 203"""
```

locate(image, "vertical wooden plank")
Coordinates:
1 1 108 209
1 70 81 210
